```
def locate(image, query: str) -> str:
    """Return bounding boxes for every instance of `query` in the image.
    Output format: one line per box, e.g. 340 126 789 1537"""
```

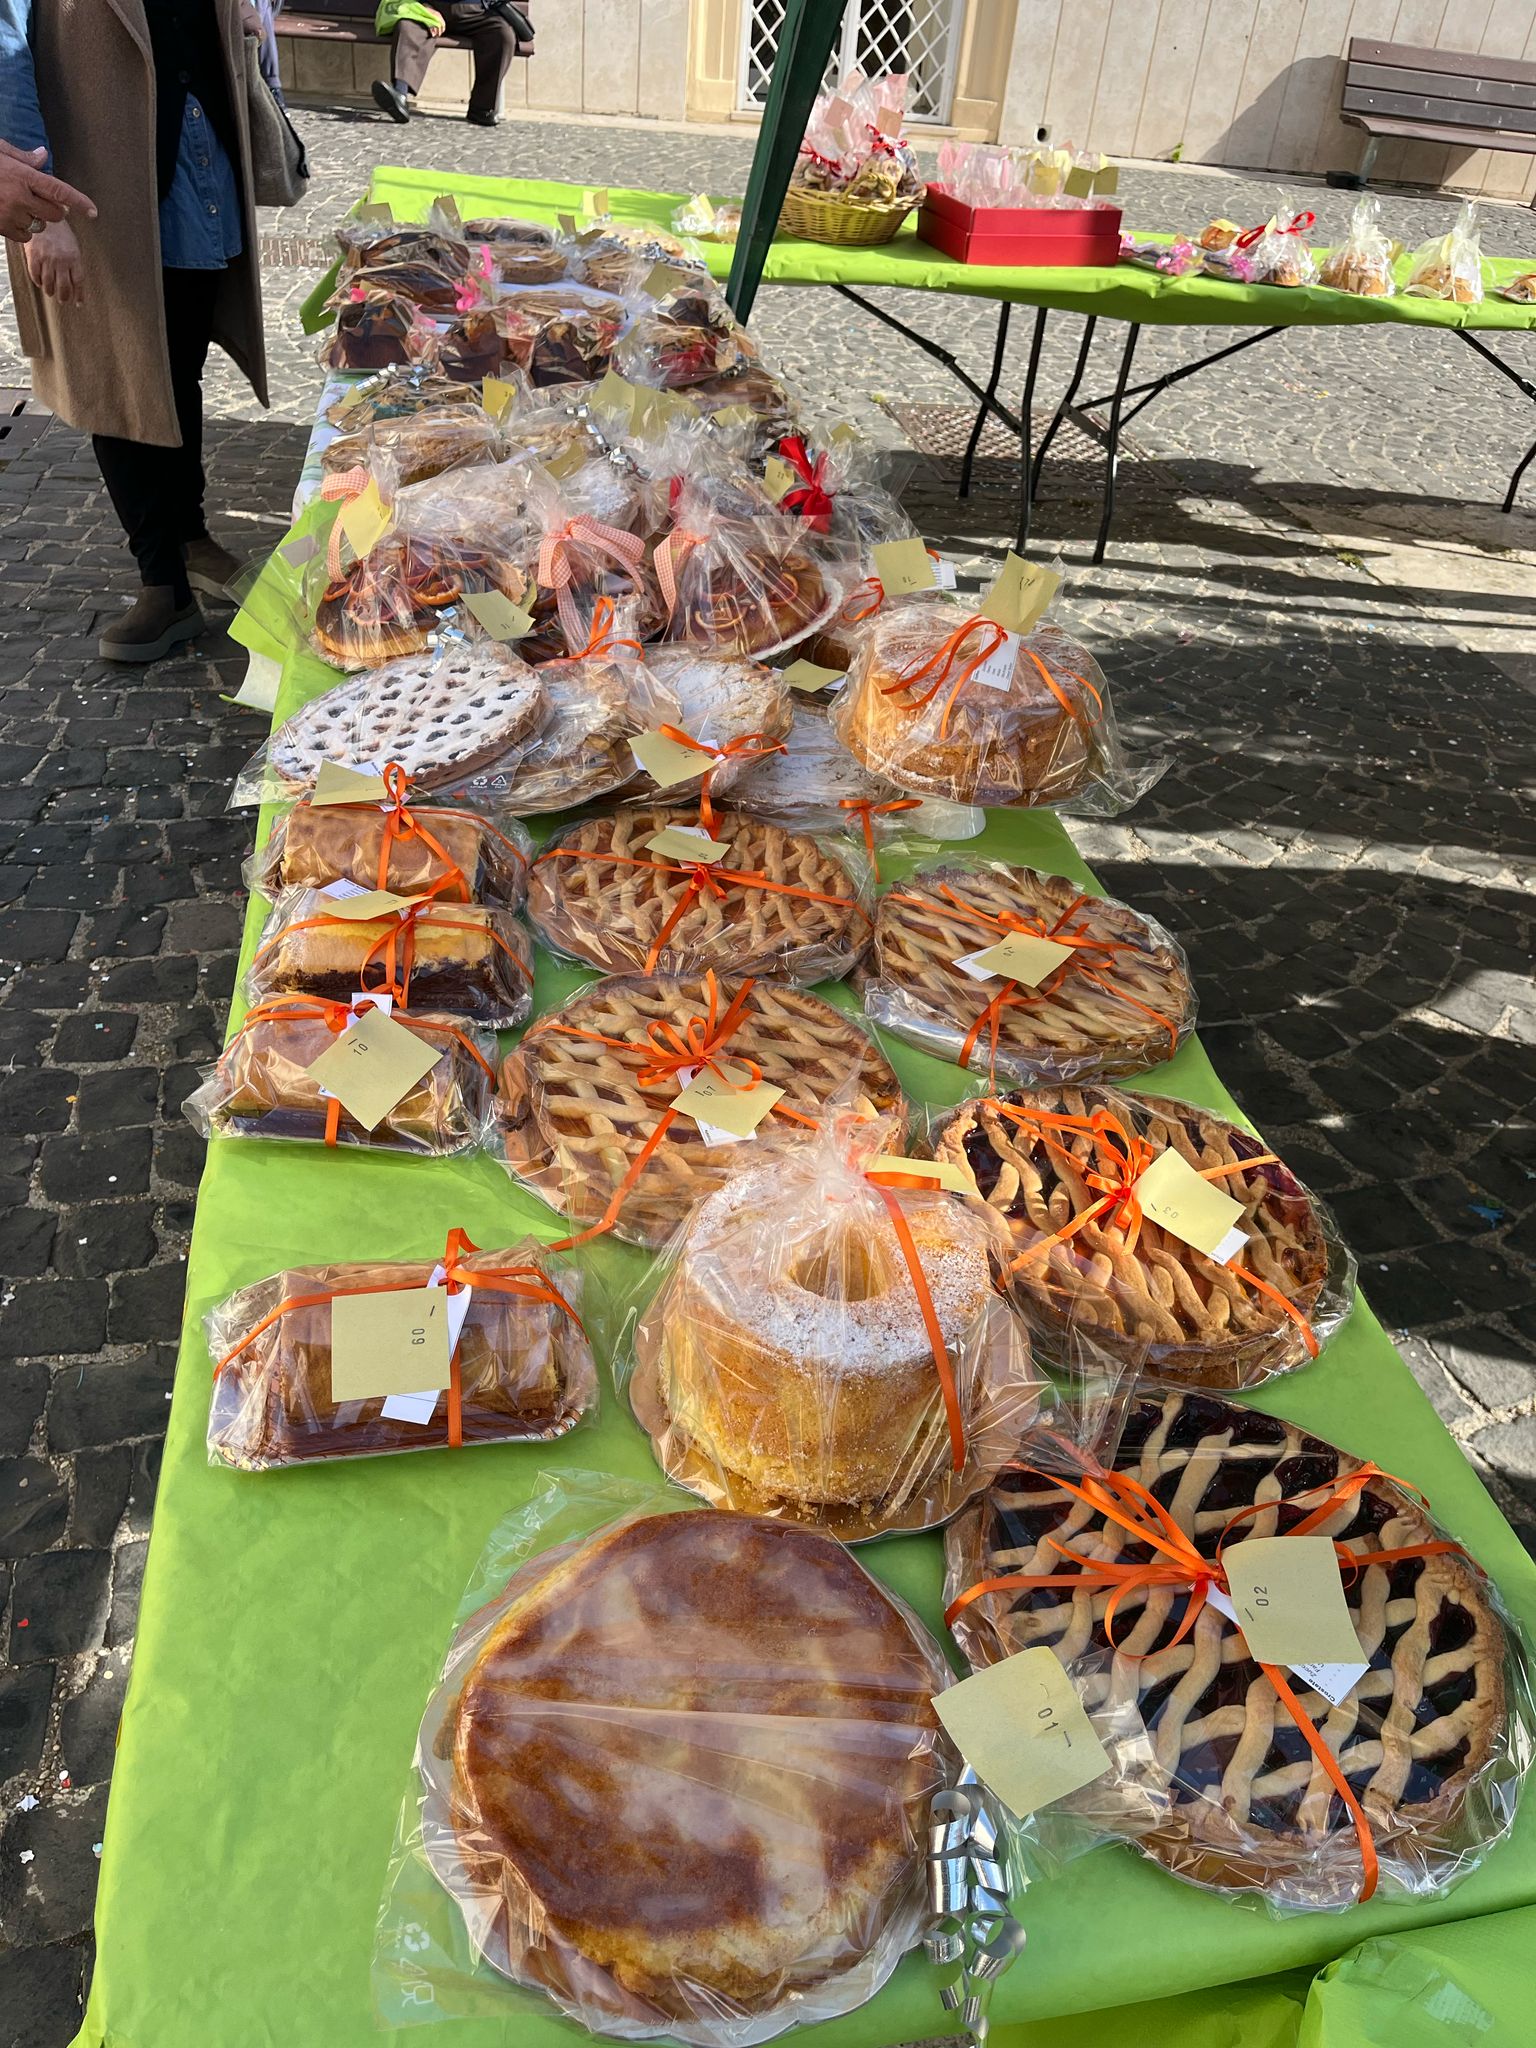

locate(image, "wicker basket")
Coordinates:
779 182 924 248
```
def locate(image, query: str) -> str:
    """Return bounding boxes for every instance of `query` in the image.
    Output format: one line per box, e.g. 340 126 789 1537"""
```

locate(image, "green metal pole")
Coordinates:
726 0 846 321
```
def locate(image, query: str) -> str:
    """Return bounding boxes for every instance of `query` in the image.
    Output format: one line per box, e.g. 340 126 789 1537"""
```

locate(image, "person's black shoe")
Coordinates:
465 108 498 126
372 78 410 123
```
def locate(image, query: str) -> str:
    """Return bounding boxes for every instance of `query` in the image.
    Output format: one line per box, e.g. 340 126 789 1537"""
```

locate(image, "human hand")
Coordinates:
25 217 85 304
0 142 96 241
426 7 446 32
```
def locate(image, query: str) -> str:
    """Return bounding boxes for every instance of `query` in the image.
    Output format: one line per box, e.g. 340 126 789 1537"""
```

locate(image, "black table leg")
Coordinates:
1032 314 1097 498
1014 306 1049 555
1092 323 1141 565
959 301 1012 500
1505 438 1536 513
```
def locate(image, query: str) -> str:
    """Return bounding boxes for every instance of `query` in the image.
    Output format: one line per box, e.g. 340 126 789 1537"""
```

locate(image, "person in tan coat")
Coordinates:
0 0 270 660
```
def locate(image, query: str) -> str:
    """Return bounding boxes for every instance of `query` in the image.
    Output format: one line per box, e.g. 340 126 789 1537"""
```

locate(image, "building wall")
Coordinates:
998 0 1536 202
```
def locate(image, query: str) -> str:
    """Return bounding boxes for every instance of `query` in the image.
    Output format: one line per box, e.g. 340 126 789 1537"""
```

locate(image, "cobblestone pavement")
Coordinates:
1 106 1534 2045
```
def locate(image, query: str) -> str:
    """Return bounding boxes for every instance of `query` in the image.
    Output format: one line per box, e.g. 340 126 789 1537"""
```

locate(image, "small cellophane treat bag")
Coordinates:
375 1482 958 2043
251 771 532 909
333 225 471 311
494 970 905 1248
862 859 1195 1087
184 994 496 1156
728 701 984 853
206 1231 595 1471
321 404 504 495
617 277 757 390
494 282 629 386
320 293 439 374
323 363 490 432
233 641 547 805
305 524 537 671
944 1386 1536 1914
1228 205 1317 287
654 474 837 659
1319 194 1396 298
519 466 661 660
833 593 1153 814
1405 200 1485 304
626 1114 1043 1542
632 648 794 800
690 363 800 461
459 215 568 286
527 804 872 985
564 218 706 294
928 1080 1355 1391
246 887 534 1030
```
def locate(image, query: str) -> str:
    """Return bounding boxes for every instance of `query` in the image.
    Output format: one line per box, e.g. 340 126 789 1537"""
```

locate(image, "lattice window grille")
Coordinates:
738 0 962 125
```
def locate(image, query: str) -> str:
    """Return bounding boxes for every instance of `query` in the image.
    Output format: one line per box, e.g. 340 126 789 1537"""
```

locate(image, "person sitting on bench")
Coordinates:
372 0 532 129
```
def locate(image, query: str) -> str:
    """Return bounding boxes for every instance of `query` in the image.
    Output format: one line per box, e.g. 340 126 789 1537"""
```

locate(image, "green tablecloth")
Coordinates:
300 167 1536 336
73 474 1536 2048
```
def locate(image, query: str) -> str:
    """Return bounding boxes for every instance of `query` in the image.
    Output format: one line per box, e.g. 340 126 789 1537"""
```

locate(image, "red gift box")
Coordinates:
917 185 1123 268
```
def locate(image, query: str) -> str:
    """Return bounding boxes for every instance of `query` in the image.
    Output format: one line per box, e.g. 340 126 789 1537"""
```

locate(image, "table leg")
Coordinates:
1504 438 1536 514
1092 322 1141 565
1454 331 1536 512
1014 306 1049 555
831 284 1022 436
1032 314 1097 499
959 302 1013 499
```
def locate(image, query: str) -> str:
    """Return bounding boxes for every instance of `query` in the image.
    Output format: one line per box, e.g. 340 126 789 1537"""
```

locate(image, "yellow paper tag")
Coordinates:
933 1647 1111 1818
357 201 394 223
672 1060 785 1138
1094 165 1120 198
460 588 534 641
763 454 797 504
1223 1537 1366 1670
480 376 518 420
980 552 1061 635
303 1005 443 1131
542 441 589 482
873 537 938 597
591 368 639 423
1132 1147 1245 1260
330 1284 451 1403
643 260 695 299
338 480 390 563
869 1153 978 1195
1064 166 1095 200
557 211 578 236
311 761 389 808
630 729 709 788
963 932 1075 986
690 192 716 227
645 826 730 863
434 194 462 226
711 403 757 428
830 421 859 447
314 889 420 921
781 658 846 693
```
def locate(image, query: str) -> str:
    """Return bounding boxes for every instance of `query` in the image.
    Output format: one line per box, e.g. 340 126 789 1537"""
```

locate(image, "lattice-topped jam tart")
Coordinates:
932 1084 1350 1389
946 1390 1516 1911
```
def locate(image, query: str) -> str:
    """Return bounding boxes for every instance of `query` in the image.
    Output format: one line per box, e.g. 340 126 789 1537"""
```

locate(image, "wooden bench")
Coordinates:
1330 37 1536 187
274 0 461 55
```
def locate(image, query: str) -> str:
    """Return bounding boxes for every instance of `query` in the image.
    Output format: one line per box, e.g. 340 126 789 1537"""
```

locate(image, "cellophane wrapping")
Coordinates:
320 293 440 375
320 404 505 493
622 1112 1046 1541
524 804 874 985
860 856 1196 1088
1405 200 1485 304
333 225 472 312
494 281 630 385
832 595 1160 813
726 700 984 845
616 276 758 390
374 1476 958 2042
793 73 923 205
491 970 906 1248
517 462 659 658
943 1385 1536 1914
323 364 493 431
563 220 707 296
457 214 569 286
628 648 794 797
655 475 839 659
183 996 497 1156
245 886 534 1030
1232 206 1318 287
251 793 531 908
926 1080 1357 1391
1319 194 1396 298
205 1239 596 1470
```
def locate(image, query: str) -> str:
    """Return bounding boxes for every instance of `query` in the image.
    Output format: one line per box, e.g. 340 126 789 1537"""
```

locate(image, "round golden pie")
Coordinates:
497 972 904 1246
863 862 1194 1086
931 1083 1342 1389
527 804 871 985
430 1510 951 2032
946 1388 1512 1910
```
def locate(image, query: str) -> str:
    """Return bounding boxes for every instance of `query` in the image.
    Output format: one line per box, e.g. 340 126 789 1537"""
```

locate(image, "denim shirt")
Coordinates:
0 0 244 270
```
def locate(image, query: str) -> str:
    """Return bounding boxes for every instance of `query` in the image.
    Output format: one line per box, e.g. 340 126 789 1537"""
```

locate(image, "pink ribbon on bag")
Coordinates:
536 517 645 647
653 528 707 617
319 465 372 580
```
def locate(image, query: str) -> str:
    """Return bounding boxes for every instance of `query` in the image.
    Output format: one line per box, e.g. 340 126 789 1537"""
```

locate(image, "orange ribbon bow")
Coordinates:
650 724 787 835
883 616 1103 748
555 592 642 664
945 1450 1468 1903
536 517 645 649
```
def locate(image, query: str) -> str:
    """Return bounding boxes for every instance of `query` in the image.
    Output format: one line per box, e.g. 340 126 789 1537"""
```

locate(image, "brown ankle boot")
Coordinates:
99 586 203 664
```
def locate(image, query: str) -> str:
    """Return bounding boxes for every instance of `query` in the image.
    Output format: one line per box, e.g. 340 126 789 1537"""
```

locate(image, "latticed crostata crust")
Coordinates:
947 1389 1508 1907
933 1085 1332 1389
865 864 1193 1085
526 805 870 984
498 974 903 1247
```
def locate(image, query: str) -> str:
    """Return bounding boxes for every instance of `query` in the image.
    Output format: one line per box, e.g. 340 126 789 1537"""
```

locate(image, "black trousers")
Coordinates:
92 267 220 606
391 13 517 118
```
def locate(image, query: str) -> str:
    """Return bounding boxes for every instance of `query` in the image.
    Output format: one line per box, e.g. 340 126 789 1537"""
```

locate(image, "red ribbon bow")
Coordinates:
1235 209 1315 250
775 435 836 530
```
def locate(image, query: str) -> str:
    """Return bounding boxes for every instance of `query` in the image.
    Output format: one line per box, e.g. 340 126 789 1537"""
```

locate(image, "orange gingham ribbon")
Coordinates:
533 842 869 976
993 1097 1319 1355
651 725 787 834
536 517 645 648
251 899 528 1012
888 882 1177 1082
945 1450 1469 1903
227 993 496 1147
214 1226 583 1449
654 527 707 616
537 973 817 1249
838 796 922 881
319 465 373 581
